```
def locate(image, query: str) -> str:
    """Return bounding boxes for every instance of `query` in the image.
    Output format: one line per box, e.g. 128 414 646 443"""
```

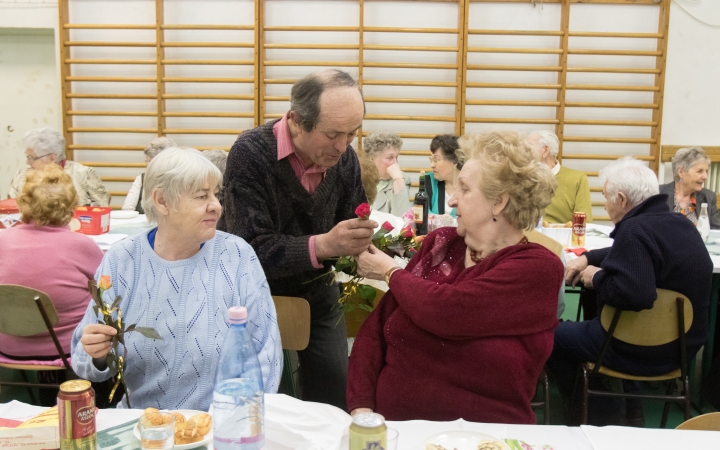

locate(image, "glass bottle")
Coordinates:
698 202 710 243
413 171 429 235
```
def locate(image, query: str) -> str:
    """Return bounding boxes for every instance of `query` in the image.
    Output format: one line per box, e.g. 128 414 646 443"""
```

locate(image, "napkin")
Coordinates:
565 247 587 256
265 394 352 450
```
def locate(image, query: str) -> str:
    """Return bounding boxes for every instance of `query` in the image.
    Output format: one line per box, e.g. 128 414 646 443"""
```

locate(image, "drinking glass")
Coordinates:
140 413 175 450
386 427 399 450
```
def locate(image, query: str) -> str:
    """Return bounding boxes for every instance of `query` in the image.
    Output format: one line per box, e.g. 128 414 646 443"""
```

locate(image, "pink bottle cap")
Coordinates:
228 306 248 324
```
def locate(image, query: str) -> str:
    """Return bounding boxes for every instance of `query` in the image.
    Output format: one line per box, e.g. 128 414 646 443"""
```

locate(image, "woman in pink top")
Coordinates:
0 165 103 360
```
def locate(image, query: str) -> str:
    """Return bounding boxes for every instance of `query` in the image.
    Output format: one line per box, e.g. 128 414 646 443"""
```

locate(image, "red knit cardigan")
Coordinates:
347 227 563 424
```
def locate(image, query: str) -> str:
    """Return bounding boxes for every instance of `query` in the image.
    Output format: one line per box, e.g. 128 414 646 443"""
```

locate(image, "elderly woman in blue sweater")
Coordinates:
71 148 282 410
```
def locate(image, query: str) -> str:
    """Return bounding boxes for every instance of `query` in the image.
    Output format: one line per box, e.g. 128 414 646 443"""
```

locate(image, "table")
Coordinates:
2 396 719 450
86 214 152 251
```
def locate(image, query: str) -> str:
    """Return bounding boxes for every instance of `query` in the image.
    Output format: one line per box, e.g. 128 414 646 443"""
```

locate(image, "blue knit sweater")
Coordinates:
70 230 282 410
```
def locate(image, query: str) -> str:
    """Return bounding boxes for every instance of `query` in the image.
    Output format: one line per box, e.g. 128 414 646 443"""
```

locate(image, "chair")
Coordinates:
574 289 693 427
271 296 311 398
525 230 562 258
676 412 720 431
530 368 551 425
0 285 73 404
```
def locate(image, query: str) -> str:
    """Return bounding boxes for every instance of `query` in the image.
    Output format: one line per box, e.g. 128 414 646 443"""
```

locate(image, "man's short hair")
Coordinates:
528 130 560 158
599 156 659 207
290 69 365 132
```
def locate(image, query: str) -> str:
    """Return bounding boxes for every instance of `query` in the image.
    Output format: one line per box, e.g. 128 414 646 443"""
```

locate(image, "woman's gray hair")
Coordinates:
599 156 659 207
23 128 66 161
671 147 710 182
290 69 365 132
144 136 176 159
202 149 228 174
363 130 403 158
142 147 222 224
527 130 560 158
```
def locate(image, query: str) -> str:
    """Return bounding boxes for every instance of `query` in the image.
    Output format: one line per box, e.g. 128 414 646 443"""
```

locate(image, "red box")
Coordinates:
0 198 20 229
73 206 111 235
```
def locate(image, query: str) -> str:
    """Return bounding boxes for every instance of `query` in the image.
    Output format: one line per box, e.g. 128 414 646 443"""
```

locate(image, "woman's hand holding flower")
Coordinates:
80 323 118 359
356 245 399 281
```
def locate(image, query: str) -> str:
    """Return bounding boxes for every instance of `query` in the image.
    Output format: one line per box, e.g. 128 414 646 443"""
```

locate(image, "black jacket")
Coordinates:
659 182 720 229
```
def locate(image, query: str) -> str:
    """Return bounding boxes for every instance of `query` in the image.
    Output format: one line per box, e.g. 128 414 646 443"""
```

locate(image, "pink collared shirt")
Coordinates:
273 115 326 269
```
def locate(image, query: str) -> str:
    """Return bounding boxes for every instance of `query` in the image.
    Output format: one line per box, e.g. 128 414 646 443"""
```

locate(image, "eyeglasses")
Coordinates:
26 153 53 163
429 156 444 164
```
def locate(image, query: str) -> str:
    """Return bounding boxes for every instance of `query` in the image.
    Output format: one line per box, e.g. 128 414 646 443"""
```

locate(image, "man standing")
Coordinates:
526 130 592 223
219 70 375 410
9 128 110 206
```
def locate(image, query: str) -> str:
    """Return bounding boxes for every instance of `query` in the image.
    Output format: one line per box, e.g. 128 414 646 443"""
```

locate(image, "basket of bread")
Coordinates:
136 408 213 448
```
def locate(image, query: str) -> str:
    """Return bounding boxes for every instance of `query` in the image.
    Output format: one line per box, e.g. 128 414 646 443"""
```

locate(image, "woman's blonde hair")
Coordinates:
457 131 557 230
18 164 78 226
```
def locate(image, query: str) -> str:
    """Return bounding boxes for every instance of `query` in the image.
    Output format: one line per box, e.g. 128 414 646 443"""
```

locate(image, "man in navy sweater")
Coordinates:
548 156 712 425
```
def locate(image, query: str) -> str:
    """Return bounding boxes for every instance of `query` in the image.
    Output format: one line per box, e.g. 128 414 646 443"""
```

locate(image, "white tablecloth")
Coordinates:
2 396 719 450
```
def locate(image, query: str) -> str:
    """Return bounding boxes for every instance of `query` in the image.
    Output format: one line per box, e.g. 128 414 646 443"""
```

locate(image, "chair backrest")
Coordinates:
0 285 58 337
600 288 693 346
271 296 310 351
524 229 563 258
676 412 720 431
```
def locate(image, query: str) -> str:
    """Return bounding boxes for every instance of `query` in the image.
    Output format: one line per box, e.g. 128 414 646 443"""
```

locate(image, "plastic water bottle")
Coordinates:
698 202 710 243
212 307 264 450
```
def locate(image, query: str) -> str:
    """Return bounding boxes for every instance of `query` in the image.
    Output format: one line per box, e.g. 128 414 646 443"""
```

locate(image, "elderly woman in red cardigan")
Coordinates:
347 131 564 424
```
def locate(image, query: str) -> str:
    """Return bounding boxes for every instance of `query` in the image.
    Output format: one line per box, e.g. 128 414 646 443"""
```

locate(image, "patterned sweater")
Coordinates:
70 230 282 410
9 160 110 207
219 120 367 296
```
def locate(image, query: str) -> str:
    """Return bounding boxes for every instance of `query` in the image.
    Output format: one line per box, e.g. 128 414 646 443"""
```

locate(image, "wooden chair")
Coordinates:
574 289 693 427
271 296 311 398
0 285 73 404
525 229 563 258
676 412 720 431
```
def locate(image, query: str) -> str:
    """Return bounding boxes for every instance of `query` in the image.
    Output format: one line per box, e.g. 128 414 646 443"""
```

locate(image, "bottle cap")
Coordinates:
228 306 248 324
701 203 708 207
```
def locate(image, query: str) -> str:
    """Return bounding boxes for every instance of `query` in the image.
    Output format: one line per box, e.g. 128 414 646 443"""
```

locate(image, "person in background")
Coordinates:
122 137 176 213
426 134 462 217
220 69 374 410
659 146 720 229
363 130 411 216
347 131 562 424
526 130 592 224
549 156 712 426
0 165 104 404
8 128 110 206
71 148 282 410
202 149 229 175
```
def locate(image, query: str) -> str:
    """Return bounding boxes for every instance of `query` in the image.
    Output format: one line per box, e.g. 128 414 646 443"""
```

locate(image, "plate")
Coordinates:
424 430 510 450
111 210 140 219
134 409 212 450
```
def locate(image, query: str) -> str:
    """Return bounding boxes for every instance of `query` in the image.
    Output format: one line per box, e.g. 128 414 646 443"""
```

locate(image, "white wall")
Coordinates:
0 0 718 208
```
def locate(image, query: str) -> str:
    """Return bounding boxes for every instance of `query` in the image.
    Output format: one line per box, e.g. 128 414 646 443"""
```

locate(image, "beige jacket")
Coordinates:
8 160 110 206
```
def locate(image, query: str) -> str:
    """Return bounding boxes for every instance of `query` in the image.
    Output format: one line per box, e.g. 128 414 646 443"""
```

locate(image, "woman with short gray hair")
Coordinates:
659 146 720 228
9 127 110 206
72 147 282 410
122 136 177 213
363 130 411 216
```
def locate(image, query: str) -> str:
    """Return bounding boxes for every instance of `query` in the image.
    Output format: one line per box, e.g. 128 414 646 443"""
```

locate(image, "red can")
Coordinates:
572 212 587 247
58 380 97 450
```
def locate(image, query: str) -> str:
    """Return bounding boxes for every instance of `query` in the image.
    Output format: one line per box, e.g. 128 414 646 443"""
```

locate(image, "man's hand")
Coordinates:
80 324 117 359
350 408 374 417
356 245 399 281
580 265 601 289
565 255 589 287
315 218 377 261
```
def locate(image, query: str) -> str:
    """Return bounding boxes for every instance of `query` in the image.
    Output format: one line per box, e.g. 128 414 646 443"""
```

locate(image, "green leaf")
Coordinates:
334 256 356 272
105 354 116 372
371 228 388 240
134 327 163 340
358 284 376 302
92 304 99 316
356 303 374 312
125 323 136 333
111 295 122 310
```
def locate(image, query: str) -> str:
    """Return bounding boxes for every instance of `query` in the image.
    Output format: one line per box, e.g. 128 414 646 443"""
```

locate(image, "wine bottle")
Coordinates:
414 171 429 235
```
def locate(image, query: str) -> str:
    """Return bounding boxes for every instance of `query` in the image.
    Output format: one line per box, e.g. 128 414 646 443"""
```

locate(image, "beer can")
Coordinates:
58 380 97 450
349 413 386 450
572 212 587 247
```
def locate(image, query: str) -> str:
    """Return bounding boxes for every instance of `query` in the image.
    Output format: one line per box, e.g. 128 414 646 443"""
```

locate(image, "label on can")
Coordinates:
349 430 387 450
59 380 96 450
572 212 587 247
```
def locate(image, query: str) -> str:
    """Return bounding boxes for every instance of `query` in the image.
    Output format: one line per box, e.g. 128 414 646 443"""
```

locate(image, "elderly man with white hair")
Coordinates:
71 147 282 410
526 130 592 223
547 156 712 426
8 128 110 206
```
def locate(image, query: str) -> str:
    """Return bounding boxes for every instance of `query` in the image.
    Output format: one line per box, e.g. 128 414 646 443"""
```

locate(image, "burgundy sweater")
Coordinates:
347 228 563 424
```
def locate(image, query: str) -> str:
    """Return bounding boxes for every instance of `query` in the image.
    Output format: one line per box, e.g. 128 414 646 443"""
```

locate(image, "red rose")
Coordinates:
382 221 394 232
355 203 371 220
400 225 414 238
